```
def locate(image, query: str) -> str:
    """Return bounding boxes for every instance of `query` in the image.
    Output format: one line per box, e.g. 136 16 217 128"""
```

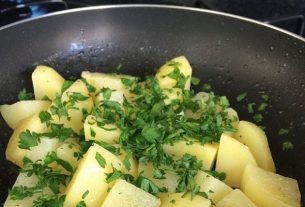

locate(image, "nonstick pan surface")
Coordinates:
0 5 305 205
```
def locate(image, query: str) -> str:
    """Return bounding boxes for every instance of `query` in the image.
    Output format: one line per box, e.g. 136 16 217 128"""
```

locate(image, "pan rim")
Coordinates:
0 4 305 43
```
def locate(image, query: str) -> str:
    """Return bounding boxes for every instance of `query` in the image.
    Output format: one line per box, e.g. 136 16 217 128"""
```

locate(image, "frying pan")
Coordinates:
0 5 305 205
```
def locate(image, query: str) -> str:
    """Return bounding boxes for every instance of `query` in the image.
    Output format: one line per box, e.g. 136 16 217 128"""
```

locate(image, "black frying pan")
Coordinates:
0 5 305 205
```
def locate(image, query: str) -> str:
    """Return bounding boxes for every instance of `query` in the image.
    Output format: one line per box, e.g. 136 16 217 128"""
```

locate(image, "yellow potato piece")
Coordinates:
55 139 80 175
116 147 138 177
0 100 50 129
4 173 53 207
216 189 257 207
138 162 179 193
5 113 49 167
195 171 233 203
241 164 301 207
163 140 218 170
160 193 211 207
26 137 60 163
32 65 65 100
101 179 161 207
52 79 93 134
234 120 275 172
64 143 123 207
156 56 192 90
84 115 121 144
215 134 257 188
81 72 136 100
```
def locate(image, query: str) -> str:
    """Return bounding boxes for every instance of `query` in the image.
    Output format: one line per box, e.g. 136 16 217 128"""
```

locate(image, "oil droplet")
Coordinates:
299 50 303 54
285 53 289 57
243 64 249 69
270 46 274 51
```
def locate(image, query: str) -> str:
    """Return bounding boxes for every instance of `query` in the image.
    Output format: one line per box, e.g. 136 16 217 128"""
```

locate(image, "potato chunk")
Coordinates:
55 139 80 174
160 193 211 207
32 65 65 100
195 171 232 203
138 162 179 193
241 164 301 207
26 137 60 163
6 113 49 167
215 134 257 188
0 100 50 129
101 179 161 207
116 147 138 177
156 56 192 90
81 72 136 100
51 79 93 134
216 189 257 207
4 173 52 207
234 121 275 172
64 143 123 207
163 141 218 170
84 115 121 144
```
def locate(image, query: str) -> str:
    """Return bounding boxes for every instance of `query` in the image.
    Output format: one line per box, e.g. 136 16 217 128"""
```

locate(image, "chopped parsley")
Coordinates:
95 152 106 168
236 92 247 102
282 141 294 151
191 77 200 86
76 200 86 207
278 128 289 135
18 130 40 150
18 88 33 100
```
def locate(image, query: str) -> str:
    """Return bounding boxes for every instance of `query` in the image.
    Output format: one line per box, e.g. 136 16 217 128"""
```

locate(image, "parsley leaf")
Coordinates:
39 111 52 127
122 150 133 171
282 141 294 151
19 130 40 150
32 194 65 207
95 152 106 168
133 175 166 195
18 88 33 100
278 128 289 135
76 200 86 207
61 80 74 93
191 77 200 86
236 92 247 102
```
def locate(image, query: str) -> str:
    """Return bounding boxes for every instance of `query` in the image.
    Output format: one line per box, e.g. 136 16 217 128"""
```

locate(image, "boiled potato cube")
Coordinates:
84 115 121 144
234 121 275 172
216 189 257 207
26 137 60 163
4 173 52 207
55 139 80 174
64 143 123 207
101 179 161 207
0 100 50 129
156 56 192 90
138 162 179 193
160 193 211 207
32 65 65 100
195 171 232 203
116 147 138 177
163 141 218 170
6 113 49 167
215 134 257 188
241 164 301 207
81 72 136 99
52 79 93 133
